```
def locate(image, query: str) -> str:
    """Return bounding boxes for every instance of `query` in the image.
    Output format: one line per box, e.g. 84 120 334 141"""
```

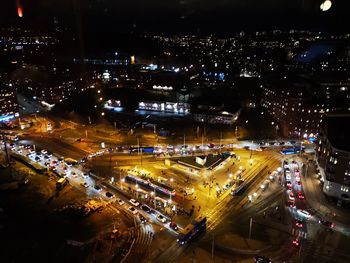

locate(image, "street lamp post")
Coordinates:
249 217 253 240
211 234 215 259
119 169 122 188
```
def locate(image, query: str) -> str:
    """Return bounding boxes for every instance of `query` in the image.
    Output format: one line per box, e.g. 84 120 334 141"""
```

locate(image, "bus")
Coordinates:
129 146 155 154
281 146 305 155
177 215 206 245
231 180 246 196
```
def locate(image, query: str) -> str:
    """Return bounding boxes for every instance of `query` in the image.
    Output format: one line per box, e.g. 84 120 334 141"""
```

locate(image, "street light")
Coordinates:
170 178 174 183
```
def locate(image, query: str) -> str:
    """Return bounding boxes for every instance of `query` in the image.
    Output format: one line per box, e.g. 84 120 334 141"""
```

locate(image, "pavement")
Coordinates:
299 156 350 227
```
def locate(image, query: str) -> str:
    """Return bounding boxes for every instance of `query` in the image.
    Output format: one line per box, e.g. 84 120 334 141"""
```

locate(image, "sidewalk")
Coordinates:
300 157 350 226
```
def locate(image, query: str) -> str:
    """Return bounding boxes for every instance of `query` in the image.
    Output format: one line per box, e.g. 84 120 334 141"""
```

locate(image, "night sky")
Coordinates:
1 0 350 34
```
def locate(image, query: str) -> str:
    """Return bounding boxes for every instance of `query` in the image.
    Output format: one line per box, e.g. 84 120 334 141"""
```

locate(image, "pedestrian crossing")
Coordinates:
126 224 153 254
291 228 307 239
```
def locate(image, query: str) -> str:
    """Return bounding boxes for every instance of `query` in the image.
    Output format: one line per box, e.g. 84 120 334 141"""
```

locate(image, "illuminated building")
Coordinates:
0 83 19 122
138 101 190 114
316 114 350 203
261 77 349 137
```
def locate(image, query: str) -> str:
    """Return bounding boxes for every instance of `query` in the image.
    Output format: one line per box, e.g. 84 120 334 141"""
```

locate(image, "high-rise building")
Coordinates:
0 83 19 122
316 114 350 203
261 77 350 137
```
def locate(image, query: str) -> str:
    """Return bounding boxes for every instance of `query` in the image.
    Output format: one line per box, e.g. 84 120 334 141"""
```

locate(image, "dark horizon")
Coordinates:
1 0 350 35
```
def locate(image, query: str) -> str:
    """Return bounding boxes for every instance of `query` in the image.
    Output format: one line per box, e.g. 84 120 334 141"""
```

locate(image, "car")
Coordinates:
169 221 178 231
297 191 304 199
70 172 78 178
117 199 125 205
279 142 285 145
156 214 167 223
297 181 302 186
94 185 102 192
292 238 300 247
289 192 295 200
141 204 152 213
82 173 89 178
253 255 271 263
138 214 147 223
295 220 303 228
128 206 138 215
286 181 292 188
288 200 296 208
80 182 89 188
286 173 291 181
35 157 41 161
295 175 301 182
105 192 114 198
294 170 300 177
129 199 140 206
319 219 335 228
297 209 311 218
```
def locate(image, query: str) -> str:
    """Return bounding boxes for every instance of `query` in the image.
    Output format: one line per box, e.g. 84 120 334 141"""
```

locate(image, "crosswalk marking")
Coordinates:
291 228 307 239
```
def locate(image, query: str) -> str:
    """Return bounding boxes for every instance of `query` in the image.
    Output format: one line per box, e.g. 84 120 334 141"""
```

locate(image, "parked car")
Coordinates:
129 199 140 206
94 185 102 192
141 204 152 213
80 182 89 188
128 206 138 215
105 192 114 198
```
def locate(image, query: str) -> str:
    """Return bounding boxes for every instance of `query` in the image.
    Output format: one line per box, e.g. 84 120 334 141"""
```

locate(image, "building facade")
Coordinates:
0 83 19 122
261 80 338 137
316 114 350 202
